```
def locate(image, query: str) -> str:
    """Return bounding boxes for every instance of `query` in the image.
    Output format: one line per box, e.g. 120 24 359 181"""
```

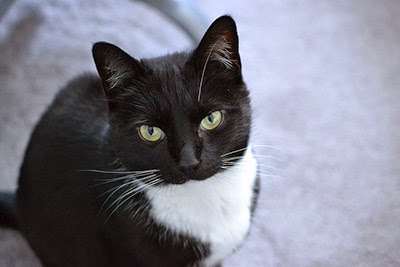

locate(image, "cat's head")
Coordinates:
92 16 251 184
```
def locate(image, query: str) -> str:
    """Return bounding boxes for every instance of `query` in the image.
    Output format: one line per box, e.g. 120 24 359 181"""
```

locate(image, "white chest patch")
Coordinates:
145 148 257 266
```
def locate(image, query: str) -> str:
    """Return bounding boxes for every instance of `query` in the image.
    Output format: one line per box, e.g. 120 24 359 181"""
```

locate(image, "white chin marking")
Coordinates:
145 147 258 266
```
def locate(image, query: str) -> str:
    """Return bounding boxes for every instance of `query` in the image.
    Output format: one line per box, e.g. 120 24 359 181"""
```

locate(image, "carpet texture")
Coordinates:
0 0 399 266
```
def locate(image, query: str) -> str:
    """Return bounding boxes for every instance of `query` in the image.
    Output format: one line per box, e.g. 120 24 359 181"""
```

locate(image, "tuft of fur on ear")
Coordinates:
104 60 129 90
92 42 146 98
207 35 237 69
190 15 241 73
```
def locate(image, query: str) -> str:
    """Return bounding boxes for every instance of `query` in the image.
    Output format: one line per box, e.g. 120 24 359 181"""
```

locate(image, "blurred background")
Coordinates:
0 0 399 266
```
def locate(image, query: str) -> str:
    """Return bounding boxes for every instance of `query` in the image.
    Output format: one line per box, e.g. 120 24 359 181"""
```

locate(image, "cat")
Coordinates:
8 15 260 266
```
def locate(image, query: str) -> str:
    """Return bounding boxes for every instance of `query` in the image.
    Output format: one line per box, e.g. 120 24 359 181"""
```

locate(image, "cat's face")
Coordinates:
93 16 251 184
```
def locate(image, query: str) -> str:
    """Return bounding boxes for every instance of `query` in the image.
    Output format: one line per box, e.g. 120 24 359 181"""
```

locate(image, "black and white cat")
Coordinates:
14 15 259 266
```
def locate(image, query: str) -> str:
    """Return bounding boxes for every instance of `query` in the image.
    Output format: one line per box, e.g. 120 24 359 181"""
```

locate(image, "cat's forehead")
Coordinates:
142 52 188 72
123 55 196 125
141 54 199 106
141 52 225 102
124 53 242 126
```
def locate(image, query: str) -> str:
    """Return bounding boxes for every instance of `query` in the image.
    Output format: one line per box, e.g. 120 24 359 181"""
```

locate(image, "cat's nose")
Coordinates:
179 144 200 176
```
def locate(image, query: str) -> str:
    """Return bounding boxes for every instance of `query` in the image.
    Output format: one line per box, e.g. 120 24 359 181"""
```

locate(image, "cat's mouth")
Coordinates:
165 166 220 184
169 176 208 185
166 174 202 185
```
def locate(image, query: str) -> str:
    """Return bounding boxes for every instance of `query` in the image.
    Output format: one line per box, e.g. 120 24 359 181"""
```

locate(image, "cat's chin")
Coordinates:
164 173 213 185
189 176 210 182
168 178 188 185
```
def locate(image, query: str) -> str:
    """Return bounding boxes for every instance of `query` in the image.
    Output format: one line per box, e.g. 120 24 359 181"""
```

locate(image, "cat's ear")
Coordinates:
92 42 146 99
189 15 241 75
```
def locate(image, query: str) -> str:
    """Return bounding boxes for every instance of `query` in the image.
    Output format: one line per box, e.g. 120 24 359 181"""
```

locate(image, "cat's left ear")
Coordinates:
92 42 147 100
189 15 241 76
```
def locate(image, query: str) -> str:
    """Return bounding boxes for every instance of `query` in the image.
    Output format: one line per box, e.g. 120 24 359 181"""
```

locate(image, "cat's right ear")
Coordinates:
92 42 146 99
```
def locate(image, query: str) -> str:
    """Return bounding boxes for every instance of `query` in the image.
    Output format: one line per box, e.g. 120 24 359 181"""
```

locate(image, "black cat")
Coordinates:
4 15 260 266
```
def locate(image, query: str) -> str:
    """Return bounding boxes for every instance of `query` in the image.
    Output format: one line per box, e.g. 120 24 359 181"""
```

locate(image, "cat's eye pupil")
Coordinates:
148 127 154 135
200 111 222 131
207 114 214 123
139 125 164 142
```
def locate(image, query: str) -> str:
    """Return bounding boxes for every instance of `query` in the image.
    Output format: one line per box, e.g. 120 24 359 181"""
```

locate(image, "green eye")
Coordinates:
200 111 223 131
139 125 164 142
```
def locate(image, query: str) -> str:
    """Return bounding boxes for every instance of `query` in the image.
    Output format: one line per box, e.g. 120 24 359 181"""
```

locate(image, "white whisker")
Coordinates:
104 176 161 213
224 160 282 172
223 154 280 162
257 173 283 179
104 178 162 223
97 173 159 209
251 154 281 160
256 163 282 172
96 169 161 215
221 147 248 158
93 171 159 186
251 144 283 150
77 169 159 175
98 182 133 214
231 168 283 179
220 144 282 159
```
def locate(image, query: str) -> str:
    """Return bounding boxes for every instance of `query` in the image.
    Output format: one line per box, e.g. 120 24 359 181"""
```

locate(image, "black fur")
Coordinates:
11 16 259 266
0 192 17 229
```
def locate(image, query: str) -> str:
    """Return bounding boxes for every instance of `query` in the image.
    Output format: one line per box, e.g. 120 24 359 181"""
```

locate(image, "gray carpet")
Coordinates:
1 0 399 266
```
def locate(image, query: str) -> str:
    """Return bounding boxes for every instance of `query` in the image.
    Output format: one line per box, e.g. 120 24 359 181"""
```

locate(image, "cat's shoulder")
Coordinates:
36 73 107 135
54 73 104 103
45 73 107 118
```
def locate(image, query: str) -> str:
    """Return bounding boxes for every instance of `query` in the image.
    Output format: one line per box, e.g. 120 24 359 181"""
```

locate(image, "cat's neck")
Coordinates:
145 146 257 266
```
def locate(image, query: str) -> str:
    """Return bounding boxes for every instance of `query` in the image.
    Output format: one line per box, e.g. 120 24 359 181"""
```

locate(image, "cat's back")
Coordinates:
44 73 108 132
16 73 111 265
19 72 109 182
26 73 107 152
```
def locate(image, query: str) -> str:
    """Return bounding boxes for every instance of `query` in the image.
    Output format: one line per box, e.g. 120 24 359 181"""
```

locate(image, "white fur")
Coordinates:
209 36 236 69
105 59 130 89
145 147 258 266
